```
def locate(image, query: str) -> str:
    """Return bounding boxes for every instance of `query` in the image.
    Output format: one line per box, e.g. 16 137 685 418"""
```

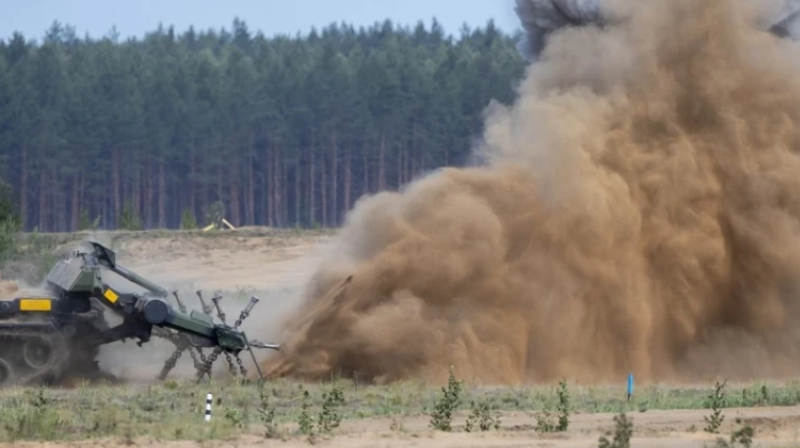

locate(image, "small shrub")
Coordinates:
91 405 120 435
556 379 570 431
317 383 345 433
77 208 100 231
535 379 570 433
465 399 501 432
598 413 633 448
181 208 198 229
206 201 225 228
390 416 406 432
714 418 755 448
730 420 755 448
257 384 278 438
535 409 556 433
223 408 245 429
119 202 143 230
297 389 313 435
705 380 727 434
429 366 463 432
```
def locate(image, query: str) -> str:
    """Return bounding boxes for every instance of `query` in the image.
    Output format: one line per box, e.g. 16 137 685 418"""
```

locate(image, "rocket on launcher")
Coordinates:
514 0 800 62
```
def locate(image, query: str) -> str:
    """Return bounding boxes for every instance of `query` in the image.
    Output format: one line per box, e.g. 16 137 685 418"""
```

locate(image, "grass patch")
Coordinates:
0 377 798 442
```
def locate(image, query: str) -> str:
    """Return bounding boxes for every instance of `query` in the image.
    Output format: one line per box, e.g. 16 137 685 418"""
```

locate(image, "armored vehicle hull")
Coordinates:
0 239 280 388
0 296 111 387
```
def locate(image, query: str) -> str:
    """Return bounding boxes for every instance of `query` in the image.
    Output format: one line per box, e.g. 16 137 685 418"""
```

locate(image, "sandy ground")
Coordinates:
4 406 800 447
114 230 334 292
5 229 800 447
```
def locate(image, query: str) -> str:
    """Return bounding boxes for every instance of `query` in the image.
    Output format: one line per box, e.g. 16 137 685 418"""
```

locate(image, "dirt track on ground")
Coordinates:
5 406 800 447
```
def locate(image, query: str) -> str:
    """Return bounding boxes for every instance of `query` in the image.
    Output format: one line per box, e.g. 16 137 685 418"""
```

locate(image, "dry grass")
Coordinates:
0 376 799 442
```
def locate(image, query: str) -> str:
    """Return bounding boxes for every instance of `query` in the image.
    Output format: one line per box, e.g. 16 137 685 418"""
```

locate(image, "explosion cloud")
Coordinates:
262 0 800 385
514 0 800 62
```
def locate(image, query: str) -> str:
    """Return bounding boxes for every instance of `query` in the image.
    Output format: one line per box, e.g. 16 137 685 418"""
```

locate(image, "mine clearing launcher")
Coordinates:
0 239 280 388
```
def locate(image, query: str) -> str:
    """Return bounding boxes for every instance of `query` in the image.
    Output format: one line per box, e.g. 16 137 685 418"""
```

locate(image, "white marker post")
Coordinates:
205 393 213 422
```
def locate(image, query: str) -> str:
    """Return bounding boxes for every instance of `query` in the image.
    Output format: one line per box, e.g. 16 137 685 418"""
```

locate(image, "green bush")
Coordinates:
705 380 727 434
598 413 633 448
119 202 143 230
429 366 463 432
77 208 100 231
180 208 198 229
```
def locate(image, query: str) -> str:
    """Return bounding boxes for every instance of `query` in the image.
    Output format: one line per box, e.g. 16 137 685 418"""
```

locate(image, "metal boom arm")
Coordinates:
45 238 280 382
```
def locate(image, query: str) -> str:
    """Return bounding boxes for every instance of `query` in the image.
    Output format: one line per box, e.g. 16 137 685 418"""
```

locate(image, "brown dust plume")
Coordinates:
262 0 800 385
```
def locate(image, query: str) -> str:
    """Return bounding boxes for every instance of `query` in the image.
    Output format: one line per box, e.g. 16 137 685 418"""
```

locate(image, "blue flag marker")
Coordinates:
627 373 634 401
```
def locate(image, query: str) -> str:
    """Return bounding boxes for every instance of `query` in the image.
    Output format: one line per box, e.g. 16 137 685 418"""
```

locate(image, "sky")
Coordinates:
0 0 524 41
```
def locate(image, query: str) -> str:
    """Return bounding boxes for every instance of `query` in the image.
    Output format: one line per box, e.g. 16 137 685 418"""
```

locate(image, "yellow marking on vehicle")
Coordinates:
104 288 119 304
19 299 52 311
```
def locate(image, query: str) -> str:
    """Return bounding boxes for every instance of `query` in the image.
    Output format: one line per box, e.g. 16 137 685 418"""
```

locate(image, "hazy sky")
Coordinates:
1 0 524 41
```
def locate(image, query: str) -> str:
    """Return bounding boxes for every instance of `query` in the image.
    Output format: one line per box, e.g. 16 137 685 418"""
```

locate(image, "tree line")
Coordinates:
0 18 526 232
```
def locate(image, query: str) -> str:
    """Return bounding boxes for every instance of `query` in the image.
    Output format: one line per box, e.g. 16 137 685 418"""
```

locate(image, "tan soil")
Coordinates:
114 230 334 292
3 406 800 447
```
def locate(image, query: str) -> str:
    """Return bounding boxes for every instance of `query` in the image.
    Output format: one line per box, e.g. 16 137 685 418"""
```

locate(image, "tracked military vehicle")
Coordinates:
0 239 279 387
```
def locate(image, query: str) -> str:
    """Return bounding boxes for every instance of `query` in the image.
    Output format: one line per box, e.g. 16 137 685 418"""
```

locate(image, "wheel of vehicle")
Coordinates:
21 337 54 369
0 357 12 386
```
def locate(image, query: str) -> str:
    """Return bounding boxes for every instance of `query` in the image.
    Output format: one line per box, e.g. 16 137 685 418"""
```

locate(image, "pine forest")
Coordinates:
0 19 526 232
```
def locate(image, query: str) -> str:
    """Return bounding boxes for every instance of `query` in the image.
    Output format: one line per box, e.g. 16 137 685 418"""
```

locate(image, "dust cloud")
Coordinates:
261 0 800 385
513 0 800 62
0 270 56 301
